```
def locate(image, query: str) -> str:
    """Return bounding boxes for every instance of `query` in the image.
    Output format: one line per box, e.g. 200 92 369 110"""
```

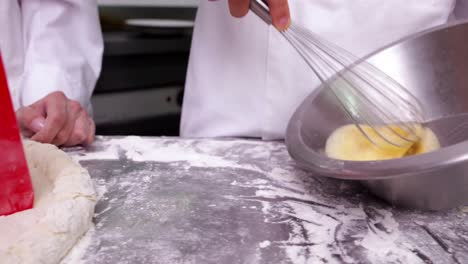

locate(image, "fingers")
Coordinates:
31 92 67 143
63 111 93 147
16 106 46 137
21 91 96 147
227 0 290 31
228 0 250 18
268 0 290 31
52 100 82 146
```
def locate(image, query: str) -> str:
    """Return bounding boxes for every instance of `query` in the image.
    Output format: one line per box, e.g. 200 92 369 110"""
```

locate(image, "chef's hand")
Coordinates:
16 91 95 147
226 0 290 31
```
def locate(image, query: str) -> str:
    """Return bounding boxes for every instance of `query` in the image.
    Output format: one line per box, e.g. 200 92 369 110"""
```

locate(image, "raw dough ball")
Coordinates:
325 124 440 161
0 141 97 264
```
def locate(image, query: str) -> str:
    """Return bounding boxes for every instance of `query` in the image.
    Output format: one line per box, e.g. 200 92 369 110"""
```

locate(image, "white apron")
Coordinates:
181 0 458 140
0 0 102 111
0 1 24 108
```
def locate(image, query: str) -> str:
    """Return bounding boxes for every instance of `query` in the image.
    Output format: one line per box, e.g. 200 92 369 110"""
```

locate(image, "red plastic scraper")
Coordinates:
0 55 34 216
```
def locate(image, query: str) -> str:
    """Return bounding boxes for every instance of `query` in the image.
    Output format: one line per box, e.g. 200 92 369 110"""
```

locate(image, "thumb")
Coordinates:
268 0 290 31
228 0 250 18
16 107 46 134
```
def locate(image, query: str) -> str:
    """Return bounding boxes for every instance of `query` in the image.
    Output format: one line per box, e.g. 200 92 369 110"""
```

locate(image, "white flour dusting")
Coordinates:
94 178 109 201
68 136 429 264
359 209 421 263
106 137 419 263
107 136 264 171
259 240 271 248
71 141 119 161
235 168 419 263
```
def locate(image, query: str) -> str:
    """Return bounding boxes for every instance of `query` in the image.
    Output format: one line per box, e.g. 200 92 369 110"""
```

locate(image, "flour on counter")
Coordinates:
359 209 421 263
233 167 423 264
71 144 119 162
107 136 265 170
63 137 465 264
94 178 109 201
259 240 271 248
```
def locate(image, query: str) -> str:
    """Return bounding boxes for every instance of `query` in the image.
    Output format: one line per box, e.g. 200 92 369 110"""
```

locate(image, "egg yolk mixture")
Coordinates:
325 124 440 161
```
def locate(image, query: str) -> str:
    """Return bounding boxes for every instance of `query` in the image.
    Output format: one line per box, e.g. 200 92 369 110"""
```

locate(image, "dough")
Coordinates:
0 141 97 264
325 124 440 161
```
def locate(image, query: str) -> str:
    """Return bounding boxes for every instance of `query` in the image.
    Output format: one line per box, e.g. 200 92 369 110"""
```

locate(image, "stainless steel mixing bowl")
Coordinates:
286 20 468 211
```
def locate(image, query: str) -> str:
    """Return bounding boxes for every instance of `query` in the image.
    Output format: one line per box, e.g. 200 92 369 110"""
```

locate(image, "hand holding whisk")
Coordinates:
250 0 424 148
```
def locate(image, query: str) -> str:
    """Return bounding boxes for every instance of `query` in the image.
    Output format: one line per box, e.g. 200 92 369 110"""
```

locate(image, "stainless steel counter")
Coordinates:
65 136 468 263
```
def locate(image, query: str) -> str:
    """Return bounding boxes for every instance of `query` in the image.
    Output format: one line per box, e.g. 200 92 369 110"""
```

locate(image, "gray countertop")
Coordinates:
65 136 468 264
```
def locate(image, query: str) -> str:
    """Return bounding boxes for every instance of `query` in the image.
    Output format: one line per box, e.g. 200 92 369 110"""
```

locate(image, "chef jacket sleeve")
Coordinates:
19 0 103 113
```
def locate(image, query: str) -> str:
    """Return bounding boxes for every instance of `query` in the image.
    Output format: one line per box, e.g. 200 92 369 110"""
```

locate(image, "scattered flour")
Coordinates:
94 179 108 201
259 240 271 248
66 136 428 264
107 136 264 172
71 143 119 162
234 166 420 263
359 209 421 263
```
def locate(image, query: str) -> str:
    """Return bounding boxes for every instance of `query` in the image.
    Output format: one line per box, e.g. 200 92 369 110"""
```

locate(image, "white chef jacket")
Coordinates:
0 0 103 112
181 0 468 140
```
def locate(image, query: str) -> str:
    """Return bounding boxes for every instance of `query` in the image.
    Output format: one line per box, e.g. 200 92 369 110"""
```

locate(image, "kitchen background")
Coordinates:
93 0 199 136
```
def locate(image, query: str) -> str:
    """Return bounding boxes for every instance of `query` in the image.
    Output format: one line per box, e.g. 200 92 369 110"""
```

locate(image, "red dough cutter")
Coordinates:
0 55 34 216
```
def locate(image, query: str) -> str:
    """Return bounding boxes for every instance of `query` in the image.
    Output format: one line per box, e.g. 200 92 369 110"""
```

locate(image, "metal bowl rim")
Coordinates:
285 21 468 180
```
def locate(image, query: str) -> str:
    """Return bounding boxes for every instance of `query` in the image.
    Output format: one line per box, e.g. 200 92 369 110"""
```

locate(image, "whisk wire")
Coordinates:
249 0 424 148
290 23 424 123
282 23 424 147
281 29 384 145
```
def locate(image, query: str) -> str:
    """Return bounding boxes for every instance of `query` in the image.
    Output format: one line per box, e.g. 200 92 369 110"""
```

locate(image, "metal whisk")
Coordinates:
250 0 424 147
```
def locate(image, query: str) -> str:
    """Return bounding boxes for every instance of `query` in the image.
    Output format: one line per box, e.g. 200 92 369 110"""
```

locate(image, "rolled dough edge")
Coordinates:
0 141 97 264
